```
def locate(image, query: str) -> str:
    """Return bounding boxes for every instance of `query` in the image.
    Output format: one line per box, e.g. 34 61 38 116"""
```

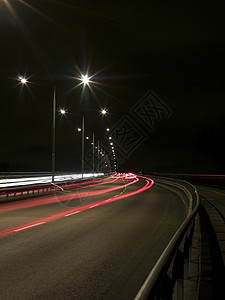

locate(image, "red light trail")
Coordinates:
0 175 154 239
0 176 120 212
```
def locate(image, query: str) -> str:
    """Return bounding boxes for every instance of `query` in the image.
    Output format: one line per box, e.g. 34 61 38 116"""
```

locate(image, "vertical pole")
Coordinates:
82 115 85 179
92 132 95 174
97 141 99 172
52 86 56 183
101 147 103 173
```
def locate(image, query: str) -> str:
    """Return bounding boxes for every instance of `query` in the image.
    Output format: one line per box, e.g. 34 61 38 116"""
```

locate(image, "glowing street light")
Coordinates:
101 108 107 115
17 76 66 183
20 77 27 84
18 76 28 85
81 74 90 85
78 73 108 175
52 88 66 182
59 108 66 115
80 73 91 178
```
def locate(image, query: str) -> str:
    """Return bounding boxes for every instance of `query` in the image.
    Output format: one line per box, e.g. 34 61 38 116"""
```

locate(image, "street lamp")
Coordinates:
80 73 91 178
59 108 66 115
92 132 95 174
78 73 108 177
52 88 66 182
17 77 65 183
19 76 27 84
101 108 107 115
79 73 90 179
95 109 108 173
81 74 90 85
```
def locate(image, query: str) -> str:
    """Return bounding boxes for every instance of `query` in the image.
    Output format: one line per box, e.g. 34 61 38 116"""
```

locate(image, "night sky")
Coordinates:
0 0 225 174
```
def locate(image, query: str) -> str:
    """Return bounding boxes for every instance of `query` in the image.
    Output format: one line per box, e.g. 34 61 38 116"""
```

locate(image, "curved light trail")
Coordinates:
0 176 134 213
0 175 154 239
0 173 104 189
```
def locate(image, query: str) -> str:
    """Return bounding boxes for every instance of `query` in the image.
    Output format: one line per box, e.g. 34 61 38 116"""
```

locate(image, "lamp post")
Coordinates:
92 132 95 174
81 114 85 178
79 73 108 177
97 141 100 172
80 74 90 179
51 88 66 182
52 87 56 182
18 77 65 183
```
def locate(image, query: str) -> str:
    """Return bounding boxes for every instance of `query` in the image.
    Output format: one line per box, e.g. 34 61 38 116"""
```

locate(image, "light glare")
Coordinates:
60 109 66 115
18 76 27 84
81 74 90 85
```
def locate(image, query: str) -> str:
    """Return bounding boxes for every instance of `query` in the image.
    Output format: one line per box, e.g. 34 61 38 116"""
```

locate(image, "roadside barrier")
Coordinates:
135 177 200 300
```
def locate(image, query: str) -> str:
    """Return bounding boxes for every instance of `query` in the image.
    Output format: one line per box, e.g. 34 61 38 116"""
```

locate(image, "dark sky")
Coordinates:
0 0 225 174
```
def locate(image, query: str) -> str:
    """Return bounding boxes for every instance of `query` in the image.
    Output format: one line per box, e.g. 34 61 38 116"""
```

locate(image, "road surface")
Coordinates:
0 174 187 299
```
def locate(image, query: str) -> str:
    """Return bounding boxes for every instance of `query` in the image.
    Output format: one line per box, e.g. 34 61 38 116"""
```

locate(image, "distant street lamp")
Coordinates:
101 108 107 115
52 88 66 182
19 76 27 84
92 132 95 174
59 108 66 115
97 141 100 172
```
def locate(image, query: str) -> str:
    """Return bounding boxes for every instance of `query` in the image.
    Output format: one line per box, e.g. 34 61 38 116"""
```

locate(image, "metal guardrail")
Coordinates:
0 173 106 200
0 177 102 200
0 182 71 200
154 173 225 188
135 177 200 300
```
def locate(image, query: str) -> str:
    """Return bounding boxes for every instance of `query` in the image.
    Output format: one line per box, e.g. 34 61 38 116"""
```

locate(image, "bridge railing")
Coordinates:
0 174 104 201
135 177 200 300
153 173 225 188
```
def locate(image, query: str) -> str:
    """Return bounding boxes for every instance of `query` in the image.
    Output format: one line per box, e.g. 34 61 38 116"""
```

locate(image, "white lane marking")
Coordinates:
65 211 81 217
14 222 45 232
90 204 99 208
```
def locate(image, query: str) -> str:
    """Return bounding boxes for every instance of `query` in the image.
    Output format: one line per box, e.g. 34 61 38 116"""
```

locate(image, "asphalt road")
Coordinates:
0 175 187 300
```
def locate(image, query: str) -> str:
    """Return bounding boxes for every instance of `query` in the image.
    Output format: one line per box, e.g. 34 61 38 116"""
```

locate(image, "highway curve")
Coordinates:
0 174 187 299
